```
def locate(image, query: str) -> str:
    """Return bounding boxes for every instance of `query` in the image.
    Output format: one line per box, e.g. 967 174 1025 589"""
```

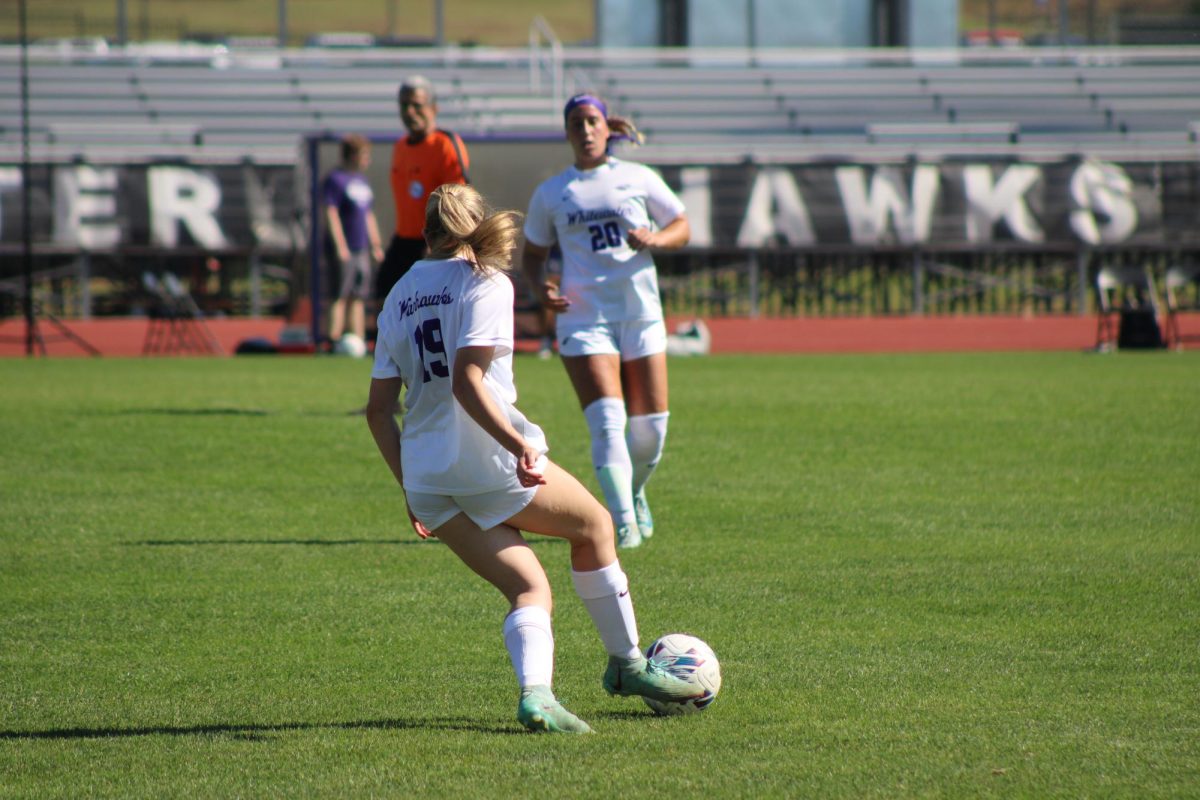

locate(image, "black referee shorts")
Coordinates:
376 236 428 300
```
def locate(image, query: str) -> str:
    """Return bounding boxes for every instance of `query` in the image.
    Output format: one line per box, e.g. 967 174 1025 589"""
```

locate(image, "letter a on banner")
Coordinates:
148 166 229 248
677 167 713 247
736 168 816 247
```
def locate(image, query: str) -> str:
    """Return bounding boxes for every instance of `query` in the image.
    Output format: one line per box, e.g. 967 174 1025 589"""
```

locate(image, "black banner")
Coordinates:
2 156 1197 255
0 161 300 255
658 160 1189 249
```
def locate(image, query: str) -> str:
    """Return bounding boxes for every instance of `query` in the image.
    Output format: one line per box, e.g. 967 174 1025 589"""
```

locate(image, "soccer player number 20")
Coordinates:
588 221 623 252
412 318 449 383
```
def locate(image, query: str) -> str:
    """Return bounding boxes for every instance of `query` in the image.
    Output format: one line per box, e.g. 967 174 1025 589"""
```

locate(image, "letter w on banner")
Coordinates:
836 165 939 246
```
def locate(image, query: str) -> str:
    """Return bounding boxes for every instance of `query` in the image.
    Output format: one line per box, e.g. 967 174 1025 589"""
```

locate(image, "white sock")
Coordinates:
503 605 554 688
626 411 669 496
571 561 641 660
583 397 636 528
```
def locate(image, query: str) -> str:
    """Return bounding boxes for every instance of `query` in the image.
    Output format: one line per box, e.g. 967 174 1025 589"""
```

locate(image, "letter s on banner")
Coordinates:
148 166 229 248
1069 161 1137 245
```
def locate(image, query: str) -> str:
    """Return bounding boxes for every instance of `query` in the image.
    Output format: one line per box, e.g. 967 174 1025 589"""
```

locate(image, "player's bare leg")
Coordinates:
506 462 698 704
434 514 590 734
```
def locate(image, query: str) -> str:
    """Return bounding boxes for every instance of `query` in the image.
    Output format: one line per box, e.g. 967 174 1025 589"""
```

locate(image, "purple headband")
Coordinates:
563 94 607 124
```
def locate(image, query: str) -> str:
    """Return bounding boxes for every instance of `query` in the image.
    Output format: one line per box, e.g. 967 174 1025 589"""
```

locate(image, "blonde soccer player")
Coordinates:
365 183 700 734
521 93 690 549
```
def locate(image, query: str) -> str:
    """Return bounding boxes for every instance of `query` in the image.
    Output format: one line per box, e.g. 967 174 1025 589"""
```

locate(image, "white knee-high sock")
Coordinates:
571 561 641 660
583 397 636 528
502 605 555 688
626 411 669 496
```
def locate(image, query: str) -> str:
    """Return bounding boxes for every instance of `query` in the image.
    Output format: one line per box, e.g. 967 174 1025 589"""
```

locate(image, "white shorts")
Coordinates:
557 319 667 360
405 457 547 532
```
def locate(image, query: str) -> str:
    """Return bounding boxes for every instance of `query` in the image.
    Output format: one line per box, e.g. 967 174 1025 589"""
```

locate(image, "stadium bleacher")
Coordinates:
1 45 1199 165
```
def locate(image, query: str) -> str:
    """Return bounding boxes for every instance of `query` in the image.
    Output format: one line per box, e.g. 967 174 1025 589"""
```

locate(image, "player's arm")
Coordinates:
521 241 569 313
366 211 384 262
326 205 351 262
452 346 546 487
626 214 690 252
366 377 431 538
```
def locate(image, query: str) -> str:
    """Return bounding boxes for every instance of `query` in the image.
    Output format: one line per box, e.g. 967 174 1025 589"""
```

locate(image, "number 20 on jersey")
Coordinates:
589 221 623 252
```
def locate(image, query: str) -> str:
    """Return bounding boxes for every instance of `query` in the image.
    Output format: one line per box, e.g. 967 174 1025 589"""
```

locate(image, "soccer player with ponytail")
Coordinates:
366 183 699 734
522 94 690 550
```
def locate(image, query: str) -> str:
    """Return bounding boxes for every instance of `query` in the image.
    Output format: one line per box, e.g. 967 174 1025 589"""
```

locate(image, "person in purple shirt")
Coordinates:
324 134 385 350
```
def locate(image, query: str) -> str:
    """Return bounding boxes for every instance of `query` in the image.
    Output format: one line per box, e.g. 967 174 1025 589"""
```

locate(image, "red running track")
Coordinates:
0 314 1148 358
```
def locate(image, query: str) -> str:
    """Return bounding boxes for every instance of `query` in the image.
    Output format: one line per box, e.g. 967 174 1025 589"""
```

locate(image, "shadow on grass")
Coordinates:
125 538 428 547
125 537 565 547
105 408 273 416
588 709 661 722
0 716 519 740
94 408 385 419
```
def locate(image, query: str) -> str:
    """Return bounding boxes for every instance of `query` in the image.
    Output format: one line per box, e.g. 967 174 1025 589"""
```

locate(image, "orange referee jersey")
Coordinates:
389 129 469 238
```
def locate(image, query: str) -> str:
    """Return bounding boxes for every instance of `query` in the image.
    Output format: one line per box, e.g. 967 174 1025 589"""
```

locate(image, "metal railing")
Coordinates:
655 246 1197 318
528 16 564 114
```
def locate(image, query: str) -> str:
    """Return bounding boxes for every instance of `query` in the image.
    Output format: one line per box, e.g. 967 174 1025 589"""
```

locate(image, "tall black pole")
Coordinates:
278 0 287 47
19 0 34 356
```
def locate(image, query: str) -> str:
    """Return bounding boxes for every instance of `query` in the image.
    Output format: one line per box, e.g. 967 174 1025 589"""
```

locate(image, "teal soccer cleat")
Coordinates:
602 655 703 704
633 489 654 539
517 686 593 734
616 522 642 549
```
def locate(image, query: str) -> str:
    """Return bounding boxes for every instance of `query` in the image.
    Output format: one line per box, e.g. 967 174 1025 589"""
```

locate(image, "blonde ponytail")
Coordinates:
606 115 645 147
425 183 522 274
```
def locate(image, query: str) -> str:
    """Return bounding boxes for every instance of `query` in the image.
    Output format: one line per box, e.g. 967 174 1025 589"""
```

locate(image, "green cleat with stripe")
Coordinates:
517 685 593 734
603 655 702 703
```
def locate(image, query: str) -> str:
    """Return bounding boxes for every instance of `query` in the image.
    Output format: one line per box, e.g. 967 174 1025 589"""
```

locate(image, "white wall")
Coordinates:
597 0 660 46
597 0 958 48
908 0 959 48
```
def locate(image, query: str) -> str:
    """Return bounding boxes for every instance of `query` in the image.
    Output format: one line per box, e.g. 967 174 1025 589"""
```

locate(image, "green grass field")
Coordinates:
2 352 1198 798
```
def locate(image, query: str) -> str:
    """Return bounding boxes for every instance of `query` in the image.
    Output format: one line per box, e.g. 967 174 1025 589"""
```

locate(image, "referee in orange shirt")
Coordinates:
377 75 470 301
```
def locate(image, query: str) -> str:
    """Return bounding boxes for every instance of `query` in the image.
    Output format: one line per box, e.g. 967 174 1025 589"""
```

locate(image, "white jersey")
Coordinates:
524 158 686 326
371 257 548 496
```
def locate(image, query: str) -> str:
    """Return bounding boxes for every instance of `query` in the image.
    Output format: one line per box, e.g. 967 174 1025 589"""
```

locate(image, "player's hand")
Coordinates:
337 244 351 263
540 282 570 313
371 244 385 262
626 227 657 251
516 447 548 488
407 501 434 539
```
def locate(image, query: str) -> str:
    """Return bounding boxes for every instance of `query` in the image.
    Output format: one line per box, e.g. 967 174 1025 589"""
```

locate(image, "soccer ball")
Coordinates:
642 633 721 716
334 333 367 358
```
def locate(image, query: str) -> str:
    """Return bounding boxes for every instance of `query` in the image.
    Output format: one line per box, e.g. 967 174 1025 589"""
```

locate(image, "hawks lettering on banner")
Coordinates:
0 157 1174 250
674 160 1158 248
